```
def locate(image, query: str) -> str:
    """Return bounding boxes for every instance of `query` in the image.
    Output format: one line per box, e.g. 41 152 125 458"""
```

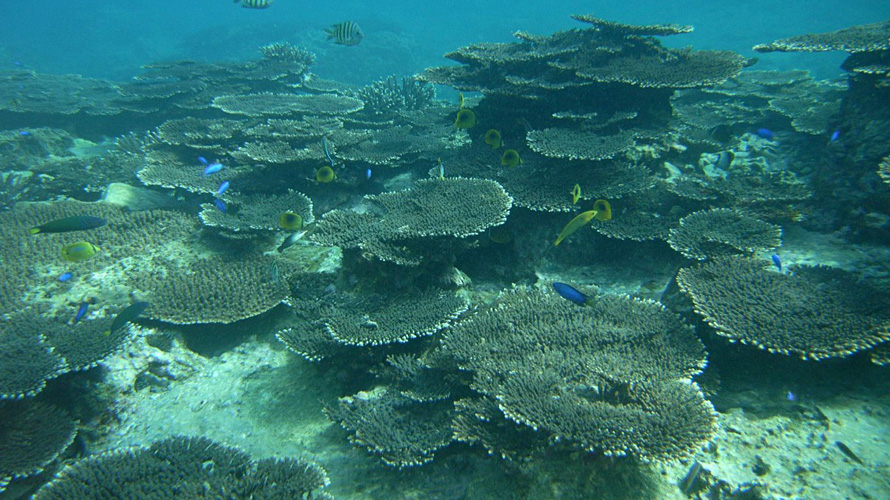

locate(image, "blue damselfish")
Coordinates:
552 282 587 306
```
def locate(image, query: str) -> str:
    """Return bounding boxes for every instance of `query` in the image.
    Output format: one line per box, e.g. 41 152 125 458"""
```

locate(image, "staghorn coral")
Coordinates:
312 178 512 264
441 285 711 461
212 92 363 117
357 75 436 116
677 256 890 360
753 21 890 54
325 388 454 467
31 435 331 500
668 208 782 260
0 400 77 481
199 190 314 233
134 255 293 325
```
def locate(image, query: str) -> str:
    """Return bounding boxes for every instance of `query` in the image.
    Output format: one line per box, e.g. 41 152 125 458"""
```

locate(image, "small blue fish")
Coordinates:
322 138 335 167
786 390 796 402
58 272 73 282
552 282 587 306
217 181 230 195
74 302 89 324
830 130 840 142
197 156 208 166
203 162 223 176
19 130 30 136
213 199 226 213
756 128 775 140
366 168 372 180
771 253 782 271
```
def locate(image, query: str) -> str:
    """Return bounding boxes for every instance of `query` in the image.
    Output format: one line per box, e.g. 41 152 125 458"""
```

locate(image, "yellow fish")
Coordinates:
61 241 100 262
458 92 465 110
571 184 581 205
501 149 521 168
316 166 336 183
279 212 303 231
554 211 598 246
484 129 502 149
592 199 611 220
455 108 476 129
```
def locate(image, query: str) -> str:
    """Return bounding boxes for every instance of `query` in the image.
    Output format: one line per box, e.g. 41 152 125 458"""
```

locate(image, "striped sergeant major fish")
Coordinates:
325 21 364 46
234 0 274 8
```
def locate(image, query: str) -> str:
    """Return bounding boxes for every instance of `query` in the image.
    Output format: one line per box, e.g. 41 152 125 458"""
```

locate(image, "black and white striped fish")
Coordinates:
325 21 364 46
234 0 274 9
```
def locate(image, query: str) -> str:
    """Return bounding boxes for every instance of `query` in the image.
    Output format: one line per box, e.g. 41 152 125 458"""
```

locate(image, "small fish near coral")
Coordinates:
213 199 226 214
30 215 107 234
455 108 476 129
277 230 307 253
107 301 149 336
279 212 303 231
483 129 502 149
500 149 521 168
234 0 274 8
73 302 90 325
771 253 782 272
58 272 73 282
553 199 611 246
217 181 230 195
571 184 581 205
326 21 363 46
322 138 335 167
316 166 336 183
755 128 775 141
203 162 223 176
552 282 588 306
60 241 101 263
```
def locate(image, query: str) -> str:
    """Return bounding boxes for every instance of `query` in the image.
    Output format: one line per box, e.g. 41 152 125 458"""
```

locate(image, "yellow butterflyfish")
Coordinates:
592 199 611 220
571 184 581 205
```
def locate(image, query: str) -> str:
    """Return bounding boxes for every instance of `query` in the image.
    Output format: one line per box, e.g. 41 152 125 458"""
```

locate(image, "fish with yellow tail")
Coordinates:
326 21 364 46
234 0 274 8
553 199 611 246
571 184 581 205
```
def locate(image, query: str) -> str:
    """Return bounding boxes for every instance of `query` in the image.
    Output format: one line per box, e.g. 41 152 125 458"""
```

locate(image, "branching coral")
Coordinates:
357 75 436 116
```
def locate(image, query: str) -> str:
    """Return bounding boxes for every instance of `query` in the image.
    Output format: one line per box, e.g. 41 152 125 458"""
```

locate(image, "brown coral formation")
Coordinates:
441 285 713 461
677 256 890 360
311 178 512 264
668 208 782 260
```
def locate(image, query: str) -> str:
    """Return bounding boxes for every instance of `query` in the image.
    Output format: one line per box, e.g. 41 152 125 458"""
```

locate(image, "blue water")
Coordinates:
3 0 888 83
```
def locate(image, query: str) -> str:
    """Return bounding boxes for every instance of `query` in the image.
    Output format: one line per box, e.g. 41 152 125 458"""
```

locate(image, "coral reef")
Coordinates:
199 190 314 233
668 208 782 260
677 256 890 359
30 435 331 500
0 400 77 484
441 285 713 461
312 178 512 265
212 92 364 117
325 388 454 467
357 75 436 116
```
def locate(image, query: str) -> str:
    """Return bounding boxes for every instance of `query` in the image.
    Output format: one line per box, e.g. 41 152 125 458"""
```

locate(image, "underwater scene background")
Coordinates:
1 1 890 499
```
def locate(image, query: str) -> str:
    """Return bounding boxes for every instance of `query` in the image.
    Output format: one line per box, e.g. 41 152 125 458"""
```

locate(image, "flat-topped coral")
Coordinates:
325 388 454 467
677 256 890 359
753 21 890 54
312 178 512 264
0 329 64 399
280 272 468 348
0 400 77 482
153 117 247 148
134 255 292 325
526 127 641 160
212 92 364 117
441 285 712 461
199 190 313 233
668 208 782 260
0 70 123 115
31 435 331 500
